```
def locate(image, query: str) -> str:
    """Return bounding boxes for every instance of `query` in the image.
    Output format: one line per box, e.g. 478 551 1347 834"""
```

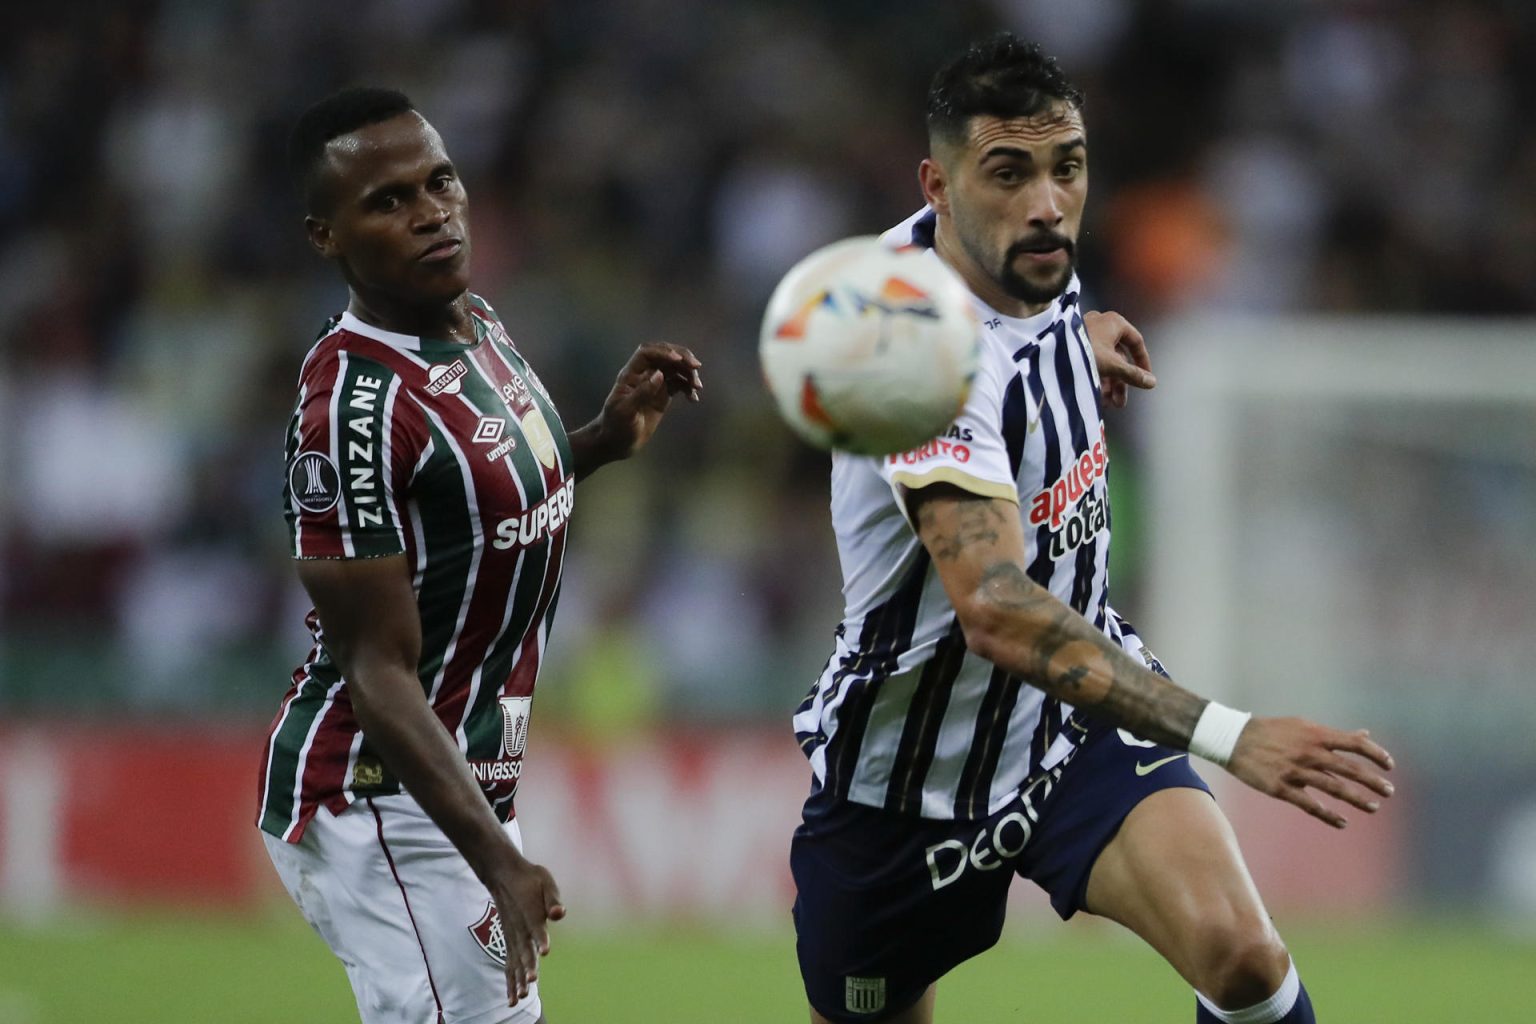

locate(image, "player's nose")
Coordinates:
411 196 452 233
1024 180 1064 227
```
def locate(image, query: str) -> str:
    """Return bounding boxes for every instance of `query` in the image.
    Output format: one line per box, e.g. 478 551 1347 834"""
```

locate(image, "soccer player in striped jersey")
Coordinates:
256 88 701 1024
790 35 1394 1024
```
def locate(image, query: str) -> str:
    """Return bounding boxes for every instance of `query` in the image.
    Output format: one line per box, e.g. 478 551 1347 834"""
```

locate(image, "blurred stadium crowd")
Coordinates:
0 0 1532 722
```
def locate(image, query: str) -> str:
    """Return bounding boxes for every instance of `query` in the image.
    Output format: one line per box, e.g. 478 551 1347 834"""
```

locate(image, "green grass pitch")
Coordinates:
0 910 1530 1022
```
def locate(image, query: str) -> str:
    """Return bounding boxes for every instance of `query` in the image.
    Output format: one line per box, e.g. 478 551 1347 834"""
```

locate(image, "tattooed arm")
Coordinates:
914 483 1204 747
909 483 1396 827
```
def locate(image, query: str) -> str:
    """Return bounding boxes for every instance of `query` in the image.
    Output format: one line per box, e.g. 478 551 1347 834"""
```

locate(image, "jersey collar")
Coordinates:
338 311 423 351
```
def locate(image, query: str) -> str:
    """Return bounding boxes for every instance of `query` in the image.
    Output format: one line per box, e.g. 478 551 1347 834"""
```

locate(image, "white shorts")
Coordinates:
263 794 543 1024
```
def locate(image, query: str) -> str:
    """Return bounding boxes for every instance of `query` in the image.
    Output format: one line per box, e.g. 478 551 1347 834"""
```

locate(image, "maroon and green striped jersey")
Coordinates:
258 295 574 842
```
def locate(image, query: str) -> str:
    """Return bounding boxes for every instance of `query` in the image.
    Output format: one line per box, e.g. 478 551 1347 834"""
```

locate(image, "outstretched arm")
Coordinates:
909 483 1395 828
570 342 702 481
295 555 563 1007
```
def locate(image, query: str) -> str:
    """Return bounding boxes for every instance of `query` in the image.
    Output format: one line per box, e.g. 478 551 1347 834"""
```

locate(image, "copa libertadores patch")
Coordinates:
288 450 341 514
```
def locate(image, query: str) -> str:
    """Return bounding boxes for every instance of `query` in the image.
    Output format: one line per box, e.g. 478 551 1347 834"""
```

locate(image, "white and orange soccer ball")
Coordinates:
759 236 980 456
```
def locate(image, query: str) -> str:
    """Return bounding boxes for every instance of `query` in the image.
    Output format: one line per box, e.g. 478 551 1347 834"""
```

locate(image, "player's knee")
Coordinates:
1194 919 1290 1010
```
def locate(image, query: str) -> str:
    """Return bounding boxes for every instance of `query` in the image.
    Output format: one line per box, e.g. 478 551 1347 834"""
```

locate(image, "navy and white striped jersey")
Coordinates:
793 208 1154 821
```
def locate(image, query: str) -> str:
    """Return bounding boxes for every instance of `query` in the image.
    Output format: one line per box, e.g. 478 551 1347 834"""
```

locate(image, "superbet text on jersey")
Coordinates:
258 295 572 843
794 208 1156 822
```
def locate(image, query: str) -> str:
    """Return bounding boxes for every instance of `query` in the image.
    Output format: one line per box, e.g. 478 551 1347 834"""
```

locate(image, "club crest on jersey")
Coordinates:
845 977 886 1015
425 360 468 396
288 451 340 514
468 901 507 966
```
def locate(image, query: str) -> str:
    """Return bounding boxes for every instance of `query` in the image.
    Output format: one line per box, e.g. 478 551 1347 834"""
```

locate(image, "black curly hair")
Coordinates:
926 34 1084 148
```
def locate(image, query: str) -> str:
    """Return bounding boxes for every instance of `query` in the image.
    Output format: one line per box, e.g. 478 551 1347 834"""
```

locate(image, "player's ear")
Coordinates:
306 216 339 259
919 157 950 217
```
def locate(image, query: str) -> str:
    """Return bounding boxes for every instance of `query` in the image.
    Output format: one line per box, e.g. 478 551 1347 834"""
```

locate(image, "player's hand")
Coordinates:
1083 310 1155 409
487 857 566 1007
1224 717 1395 829
596 342 703 459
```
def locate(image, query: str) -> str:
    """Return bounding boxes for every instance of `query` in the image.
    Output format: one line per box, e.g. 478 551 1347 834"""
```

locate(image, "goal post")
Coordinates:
1139 315 1536 911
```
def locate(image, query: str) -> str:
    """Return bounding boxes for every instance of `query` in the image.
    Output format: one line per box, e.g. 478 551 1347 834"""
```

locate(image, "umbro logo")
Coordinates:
473 417 506 444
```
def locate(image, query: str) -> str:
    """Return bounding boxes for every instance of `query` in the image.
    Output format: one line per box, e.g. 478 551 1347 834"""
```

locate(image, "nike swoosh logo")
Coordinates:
1134 753 1187 777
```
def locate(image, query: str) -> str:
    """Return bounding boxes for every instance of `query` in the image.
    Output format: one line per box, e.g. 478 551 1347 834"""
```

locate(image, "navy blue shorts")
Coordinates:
790 722 1211 1023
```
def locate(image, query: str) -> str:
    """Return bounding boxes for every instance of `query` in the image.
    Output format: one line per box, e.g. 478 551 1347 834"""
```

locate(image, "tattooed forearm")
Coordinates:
975 561 1206 749
1092 664 1207 749
912 487 1207 748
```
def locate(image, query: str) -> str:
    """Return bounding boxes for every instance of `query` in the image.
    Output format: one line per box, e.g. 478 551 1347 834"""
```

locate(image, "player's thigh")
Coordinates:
791 802 1008 1024
264 796 543 1024
366 795 547 1024
1082 786 1285 992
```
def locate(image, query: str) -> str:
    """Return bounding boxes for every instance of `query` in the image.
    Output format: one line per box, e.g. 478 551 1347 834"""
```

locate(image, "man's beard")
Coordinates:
996 236 1077 306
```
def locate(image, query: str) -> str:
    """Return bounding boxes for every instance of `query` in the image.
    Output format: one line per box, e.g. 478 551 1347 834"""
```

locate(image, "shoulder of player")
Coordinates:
295 337 420 424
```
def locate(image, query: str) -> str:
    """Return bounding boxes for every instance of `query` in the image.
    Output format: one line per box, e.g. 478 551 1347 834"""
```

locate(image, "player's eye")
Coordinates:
429 173 454 191
993 166 1021 185
1056 161 1083 180
371 193 402 212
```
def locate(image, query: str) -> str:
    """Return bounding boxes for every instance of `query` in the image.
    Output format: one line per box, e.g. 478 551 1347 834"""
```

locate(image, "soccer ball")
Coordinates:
759 236 980 456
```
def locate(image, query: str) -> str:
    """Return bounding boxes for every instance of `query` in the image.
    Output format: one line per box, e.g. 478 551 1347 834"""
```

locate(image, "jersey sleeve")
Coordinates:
283 346 425 559
876 341 1021 505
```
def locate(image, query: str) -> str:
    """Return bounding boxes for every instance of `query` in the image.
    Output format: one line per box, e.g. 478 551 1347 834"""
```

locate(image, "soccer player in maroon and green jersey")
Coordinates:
256 88 702 1024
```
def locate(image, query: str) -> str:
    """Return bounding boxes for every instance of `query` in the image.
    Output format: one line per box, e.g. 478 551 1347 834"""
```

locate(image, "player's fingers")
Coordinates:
506 909 540 992
1319 752 1394 799
1299 768 1380 815
655 342 701 368
1111 355 1155 389
1332 729 1395 771
663 368 696 394
637 342 702 369
1117 327 1152 372
641 368 667 396
1282 783 1347 829
504 955 530 1005
532 919 551 957
544 876 566 920
1096 350 1155 390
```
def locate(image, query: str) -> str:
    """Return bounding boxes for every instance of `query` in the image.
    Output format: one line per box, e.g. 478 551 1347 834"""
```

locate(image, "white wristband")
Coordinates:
1188 701 1252 767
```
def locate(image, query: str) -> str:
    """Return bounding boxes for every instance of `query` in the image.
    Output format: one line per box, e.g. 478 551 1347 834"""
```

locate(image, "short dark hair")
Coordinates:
926 34 1084 148
289 86 416 214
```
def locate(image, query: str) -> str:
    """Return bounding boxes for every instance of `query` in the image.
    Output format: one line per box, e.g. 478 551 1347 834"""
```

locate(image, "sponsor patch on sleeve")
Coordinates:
288 450 341 514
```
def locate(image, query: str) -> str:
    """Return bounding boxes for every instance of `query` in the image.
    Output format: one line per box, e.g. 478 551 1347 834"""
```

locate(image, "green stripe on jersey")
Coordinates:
258 671 339 835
